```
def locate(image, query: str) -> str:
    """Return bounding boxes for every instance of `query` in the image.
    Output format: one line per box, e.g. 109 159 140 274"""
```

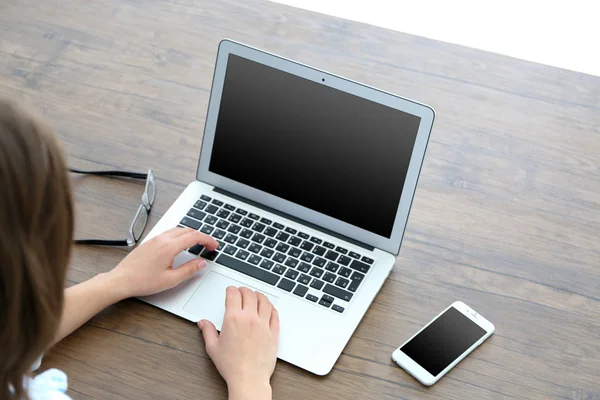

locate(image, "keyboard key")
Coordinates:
349 251 361 259
249 213 260 220
322 294 334 303
248 243 262 253
338 255 351 266
180 217 201 230
310 237 323 244
288 247 301 258
251 233 265 244
293 284 308 297
339 267 352 277
228 214 242 223
361 256 374 264
236 239 250 249
187 208 206 221
260 259 274 270
252 222 266 233
272 264 286 275
300 252 314 262
323 241 335 249
227 225 242 234
235 250 250 261
200 225 214 234
310 279 324 290
217 254 279 286
276 231 290 242
276 242 290 253
313 246 326 256
217 241 226 251
188 244 203 255
350 271 365 282
288 236 302 247
240 228 253 239
294 231 307 239
273 253 286 263
335 246 348 254
224 234 237 244
235 208 248 216
313 257 326 268
349 259 371 274
204 215 218 225
176 225 185 228
224 245 237 255
323 284 353 302
348 280 361 293
310 267 324 278
200 195 212 202
273 222 284 230
297 262 311 273
306 294 318 302
324 250 338 261
323 272 336 283
300 241 314 251
260 248 274 258
277 278 295 292
211 199 224 206
194 200 207 210
248 254 262 265
260 217 272 225
224 204 236 211
298 274 311 285
332 304 345 313
285 227 297 235
264 227 277 237
335 276 349 288
206 204 219 214
213 229 226 239
318 299 332 308
325 262 339 273
216 209 230 219
264 238 277 248
240 218 253 228
200 248 219 261
216 219 229 229
285 269 299 280
284 258 298 268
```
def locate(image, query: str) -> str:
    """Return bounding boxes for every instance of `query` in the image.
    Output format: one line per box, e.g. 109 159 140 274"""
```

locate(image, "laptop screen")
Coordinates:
209 54 422 238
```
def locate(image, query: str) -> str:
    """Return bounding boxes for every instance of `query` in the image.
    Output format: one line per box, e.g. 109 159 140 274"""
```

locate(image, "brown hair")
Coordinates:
0 99 74 399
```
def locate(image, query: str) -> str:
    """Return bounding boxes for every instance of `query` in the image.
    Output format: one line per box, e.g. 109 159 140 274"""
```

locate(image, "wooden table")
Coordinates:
2 0 599 399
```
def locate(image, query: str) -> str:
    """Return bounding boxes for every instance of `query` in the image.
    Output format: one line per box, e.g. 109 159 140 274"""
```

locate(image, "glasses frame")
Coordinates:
70 168 155 247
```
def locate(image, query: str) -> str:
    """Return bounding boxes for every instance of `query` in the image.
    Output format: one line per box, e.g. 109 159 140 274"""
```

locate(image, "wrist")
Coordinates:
97 269 132 303
227 380 272 400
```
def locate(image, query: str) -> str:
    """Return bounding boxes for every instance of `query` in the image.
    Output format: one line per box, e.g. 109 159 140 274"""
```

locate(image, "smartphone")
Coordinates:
392 301 495 386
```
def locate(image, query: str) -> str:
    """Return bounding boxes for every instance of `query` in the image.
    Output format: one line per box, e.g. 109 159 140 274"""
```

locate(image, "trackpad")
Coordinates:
182 271 279 330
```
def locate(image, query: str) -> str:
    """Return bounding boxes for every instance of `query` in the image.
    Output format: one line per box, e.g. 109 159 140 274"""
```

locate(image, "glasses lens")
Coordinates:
131 205 148 241
145 170 156 207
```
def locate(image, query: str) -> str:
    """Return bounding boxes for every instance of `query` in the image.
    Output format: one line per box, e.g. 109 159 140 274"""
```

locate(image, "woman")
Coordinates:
0 98 279 400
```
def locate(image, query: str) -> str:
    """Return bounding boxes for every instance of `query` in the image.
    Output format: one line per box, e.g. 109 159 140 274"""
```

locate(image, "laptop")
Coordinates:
140 39 435 375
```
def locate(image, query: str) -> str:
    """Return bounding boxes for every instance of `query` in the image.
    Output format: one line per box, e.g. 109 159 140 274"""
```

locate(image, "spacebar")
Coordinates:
216 254 280 286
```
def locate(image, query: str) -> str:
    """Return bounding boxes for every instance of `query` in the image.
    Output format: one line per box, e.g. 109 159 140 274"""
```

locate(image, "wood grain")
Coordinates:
1 0 599 399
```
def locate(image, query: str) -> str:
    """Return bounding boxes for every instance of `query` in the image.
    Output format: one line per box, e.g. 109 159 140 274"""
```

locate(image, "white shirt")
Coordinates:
25 369 71 400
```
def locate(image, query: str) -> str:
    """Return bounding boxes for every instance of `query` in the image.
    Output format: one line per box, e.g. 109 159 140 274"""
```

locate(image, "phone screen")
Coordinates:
400 306 487 376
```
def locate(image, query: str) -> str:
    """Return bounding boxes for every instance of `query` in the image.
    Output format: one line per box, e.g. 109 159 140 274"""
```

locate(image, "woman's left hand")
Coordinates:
108 227 218 299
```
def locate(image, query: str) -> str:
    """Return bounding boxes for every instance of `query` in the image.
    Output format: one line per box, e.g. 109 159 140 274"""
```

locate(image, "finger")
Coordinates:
224 286 242 312
198 319 219 358
270 306 280 335
239 287 257 312
257 292 272 321
170 230 219 253
163 258 206 288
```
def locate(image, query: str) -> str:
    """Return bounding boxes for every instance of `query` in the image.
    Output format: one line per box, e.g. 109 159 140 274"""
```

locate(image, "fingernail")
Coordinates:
197 260 206 270
198 320 204 330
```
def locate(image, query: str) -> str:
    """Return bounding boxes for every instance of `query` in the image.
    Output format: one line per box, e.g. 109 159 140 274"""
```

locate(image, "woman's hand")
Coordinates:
199 287 280 400
109 227 218 299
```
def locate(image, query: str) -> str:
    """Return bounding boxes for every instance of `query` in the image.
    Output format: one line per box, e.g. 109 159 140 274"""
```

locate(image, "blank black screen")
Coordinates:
401 307 486 377
209 54 422 237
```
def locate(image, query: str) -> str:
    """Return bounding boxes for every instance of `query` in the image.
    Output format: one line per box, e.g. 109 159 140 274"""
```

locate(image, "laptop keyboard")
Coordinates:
178 194 375 313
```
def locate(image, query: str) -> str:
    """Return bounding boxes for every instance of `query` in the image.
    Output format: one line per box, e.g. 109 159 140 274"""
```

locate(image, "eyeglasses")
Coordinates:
70 168 156 247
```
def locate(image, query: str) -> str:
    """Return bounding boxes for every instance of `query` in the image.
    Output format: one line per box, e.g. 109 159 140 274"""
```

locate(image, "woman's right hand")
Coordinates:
198 287 280 400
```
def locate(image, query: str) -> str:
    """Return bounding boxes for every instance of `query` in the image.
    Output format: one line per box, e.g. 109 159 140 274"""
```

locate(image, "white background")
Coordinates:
270 0 600 77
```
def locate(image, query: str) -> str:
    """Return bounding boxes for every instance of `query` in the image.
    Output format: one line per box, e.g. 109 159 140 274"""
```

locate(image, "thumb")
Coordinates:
165 259 206 288
198 319 219 356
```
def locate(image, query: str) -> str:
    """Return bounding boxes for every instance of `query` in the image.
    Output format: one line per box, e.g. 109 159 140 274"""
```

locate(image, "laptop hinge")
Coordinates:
213 187 375 252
